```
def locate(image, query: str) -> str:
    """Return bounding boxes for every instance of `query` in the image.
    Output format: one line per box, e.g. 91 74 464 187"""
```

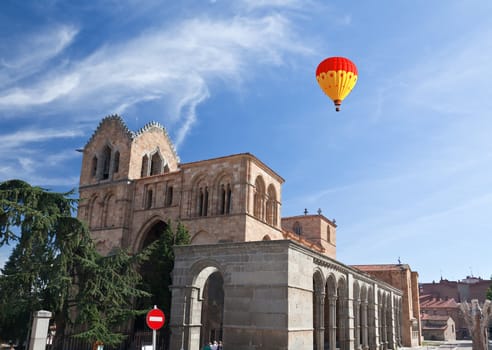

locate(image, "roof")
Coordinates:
281 213 337 227
181 152 285 183
352 264 411 272
419 295 459 309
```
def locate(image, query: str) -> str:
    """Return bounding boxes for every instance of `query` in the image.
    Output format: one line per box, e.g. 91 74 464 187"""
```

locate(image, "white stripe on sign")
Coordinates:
149 316 163 322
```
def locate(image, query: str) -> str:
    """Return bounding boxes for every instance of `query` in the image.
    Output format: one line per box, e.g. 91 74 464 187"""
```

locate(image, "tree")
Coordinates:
0 179 149 349
486 283 492 301
136 221 190 347
460 299 492 350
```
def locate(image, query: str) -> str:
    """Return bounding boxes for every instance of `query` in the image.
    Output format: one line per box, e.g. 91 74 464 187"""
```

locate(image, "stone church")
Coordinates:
77 115 408 350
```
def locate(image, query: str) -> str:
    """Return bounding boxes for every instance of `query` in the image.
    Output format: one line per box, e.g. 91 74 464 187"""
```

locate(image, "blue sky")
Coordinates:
1 0 492 283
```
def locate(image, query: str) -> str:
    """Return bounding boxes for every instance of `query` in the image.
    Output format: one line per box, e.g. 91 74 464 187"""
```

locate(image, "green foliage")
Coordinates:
136 222 190 331
0 180 150 348
486 283 492 301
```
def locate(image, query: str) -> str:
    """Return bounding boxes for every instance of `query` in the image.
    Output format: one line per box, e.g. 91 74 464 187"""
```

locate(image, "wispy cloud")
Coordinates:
0 25 78 88
0 14 313 149
0 128 84 149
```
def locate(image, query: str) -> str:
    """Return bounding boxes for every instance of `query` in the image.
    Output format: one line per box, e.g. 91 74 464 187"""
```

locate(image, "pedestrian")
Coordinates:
211 340 218 350
202 342 211 350
218 340 223 350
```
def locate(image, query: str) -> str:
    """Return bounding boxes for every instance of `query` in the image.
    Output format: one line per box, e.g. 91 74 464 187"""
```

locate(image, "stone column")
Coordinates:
316 293 326 350
329 296 337 350
28 310 52 350
387 293 395 350
361 301 369 350
187 286 202 350
354 299 360 350
169 287 189 350
382 300 387 350
371 288 380 350
378 299 384 350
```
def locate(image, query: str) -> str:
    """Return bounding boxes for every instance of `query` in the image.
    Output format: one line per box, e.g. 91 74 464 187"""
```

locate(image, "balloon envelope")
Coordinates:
316 57 358 111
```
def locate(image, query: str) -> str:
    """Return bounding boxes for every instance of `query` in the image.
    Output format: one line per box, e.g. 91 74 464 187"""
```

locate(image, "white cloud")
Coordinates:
0 14 313 147
0 25 78 88
0 128 84 148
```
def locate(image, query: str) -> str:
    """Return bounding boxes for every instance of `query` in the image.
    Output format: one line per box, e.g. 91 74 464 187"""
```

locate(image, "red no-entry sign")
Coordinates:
146 307 165 330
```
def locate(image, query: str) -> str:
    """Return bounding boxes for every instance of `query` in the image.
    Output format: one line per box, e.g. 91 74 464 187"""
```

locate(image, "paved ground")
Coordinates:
402 339 492 349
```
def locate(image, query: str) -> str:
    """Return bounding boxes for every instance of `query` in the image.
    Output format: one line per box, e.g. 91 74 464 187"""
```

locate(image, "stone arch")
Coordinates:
192 173 210 217
191 230 216 245
189 260 224 298
253 176 266 220
336 276 349 350
141 154 149 177
101 143 112 180
266 184 278 226
113 150 120 174
214 172 233 215
132 219 172 341
133 215 167 253
91 155 98 177
187 260 226 347
150 149 165 176
324 273 338 350
88 195 100 228
102 192 117 227
313 269 325 350
326 273 337 297
360 284 368 303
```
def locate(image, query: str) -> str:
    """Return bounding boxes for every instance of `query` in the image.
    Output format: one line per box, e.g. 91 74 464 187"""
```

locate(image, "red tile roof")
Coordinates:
419 295 459 308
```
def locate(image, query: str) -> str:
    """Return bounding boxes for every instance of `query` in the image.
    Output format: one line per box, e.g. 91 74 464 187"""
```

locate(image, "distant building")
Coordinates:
352 264 422 347
421 314 456 341
420 276 492 303
419 295 466 339
420 276 492 339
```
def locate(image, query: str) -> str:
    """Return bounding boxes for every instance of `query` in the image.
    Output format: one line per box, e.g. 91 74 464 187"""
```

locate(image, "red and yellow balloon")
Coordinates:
316 57 358 112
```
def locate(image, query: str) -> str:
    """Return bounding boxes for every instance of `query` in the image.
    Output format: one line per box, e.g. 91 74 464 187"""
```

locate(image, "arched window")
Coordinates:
293 221 302 235
198 187 209 216
102 145 111 180
141 155 149 177
150 152 162 176
266 185 277 225
219 183 232 215
226 184 232 214
253 176 266 220
91 156 98 177
113 151 120 173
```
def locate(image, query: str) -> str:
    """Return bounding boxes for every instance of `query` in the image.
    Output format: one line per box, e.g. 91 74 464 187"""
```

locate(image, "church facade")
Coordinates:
78 115 405 350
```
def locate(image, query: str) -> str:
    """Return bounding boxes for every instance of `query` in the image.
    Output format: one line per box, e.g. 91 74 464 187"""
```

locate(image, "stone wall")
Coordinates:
170 240 402 350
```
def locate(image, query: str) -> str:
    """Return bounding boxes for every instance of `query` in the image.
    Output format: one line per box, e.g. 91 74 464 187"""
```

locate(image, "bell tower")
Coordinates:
77 114 180 253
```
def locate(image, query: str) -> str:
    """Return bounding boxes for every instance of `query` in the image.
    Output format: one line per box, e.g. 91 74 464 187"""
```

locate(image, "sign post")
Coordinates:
146 306 166 350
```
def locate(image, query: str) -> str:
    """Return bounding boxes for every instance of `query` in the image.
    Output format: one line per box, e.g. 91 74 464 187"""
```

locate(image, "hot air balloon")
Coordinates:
316 57 358 112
